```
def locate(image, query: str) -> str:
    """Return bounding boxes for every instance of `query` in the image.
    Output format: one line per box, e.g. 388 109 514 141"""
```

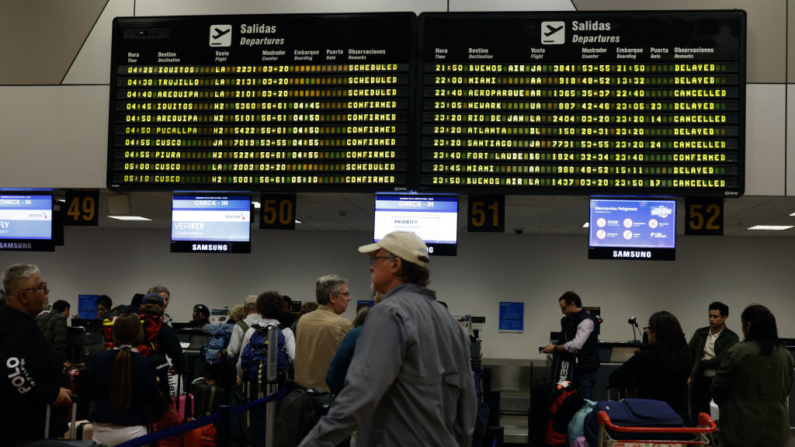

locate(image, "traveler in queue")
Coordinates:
86 313 166 446
712 304 794 447
300 231 477 447
608 311 692 421
139 293 185 400
0 263 72 446
147 284 172 326
293 274 353 391
36 299 72 366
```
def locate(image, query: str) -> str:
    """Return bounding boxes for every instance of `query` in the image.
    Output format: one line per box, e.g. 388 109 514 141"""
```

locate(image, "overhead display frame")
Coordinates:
108 13 415 192
417 11 746 197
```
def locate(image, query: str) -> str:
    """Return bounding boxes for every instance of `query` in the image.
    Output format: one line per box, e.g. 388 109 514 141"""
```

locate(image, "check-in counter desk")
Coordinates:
593 342 642 401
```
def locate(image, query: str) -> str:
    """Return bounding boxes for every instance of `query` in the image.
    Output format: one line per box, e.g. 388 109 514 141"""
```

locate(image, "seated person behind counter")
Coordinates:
608 311 692 422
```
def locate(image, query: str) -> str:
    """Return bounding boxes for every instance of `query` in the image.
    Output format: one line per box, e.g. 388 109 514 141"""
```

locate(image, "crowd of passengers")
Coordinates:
0 230 793 447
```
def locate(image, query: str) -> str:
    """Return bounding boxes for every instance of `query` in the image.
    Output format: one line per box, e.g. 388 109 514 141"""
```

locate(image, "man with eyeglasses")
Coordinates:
300 231 477 447
293 274 353 391
0 263 72 446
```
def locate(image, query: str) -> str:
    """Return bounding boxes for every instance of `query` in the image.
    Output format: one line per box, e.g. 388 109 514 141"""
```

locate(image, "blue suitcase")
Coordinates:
584 398 688 445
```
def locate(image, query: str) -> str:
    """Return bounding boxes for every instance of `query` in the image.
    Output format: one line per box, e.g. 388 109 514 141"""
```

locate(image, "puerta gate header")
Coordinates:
108 11 746 196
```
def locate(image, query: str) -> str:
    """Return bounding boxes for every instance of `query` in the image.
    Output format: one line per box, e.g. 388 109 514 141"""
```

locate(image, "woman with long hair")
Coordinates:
86 313 166 446
608 311 692 421
712 304 794 447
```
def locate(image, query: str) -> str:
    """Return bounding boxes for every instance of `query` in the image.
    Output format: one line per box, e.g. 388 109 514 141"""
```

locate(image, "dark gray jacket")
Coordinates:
712 341 794 447
301 284 477 447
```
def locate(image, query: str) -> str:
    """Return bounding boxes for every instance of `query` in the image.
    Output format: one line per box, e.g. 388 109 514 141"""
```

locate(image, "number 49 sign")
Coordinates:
64 190 99 226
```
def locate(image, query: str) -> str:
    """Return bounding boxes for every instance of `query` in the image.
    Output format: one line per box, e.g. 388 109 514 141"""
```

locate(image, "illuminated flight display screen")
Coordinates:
418 12 746 196
109 14 415 191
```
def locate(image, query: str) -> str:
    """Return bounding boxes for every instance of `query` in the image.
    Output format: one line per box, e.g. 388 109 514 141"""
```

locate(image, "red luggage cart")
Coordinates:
596 412 717 447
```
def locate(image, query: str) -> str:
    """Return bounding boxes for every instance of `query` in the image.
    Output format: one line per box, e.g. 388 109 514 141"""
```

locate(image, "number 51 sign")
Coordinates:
467 195 505 233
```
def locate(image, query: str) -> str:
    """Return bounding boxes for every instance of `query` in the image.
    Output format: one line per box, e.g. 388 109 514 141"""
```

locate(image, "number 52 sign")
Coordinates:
685 198 723 236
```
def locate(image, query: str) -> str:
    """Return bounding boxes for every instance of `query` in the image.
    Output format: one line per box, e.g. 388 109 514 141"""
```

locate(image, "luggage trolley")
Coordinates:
596 412 717 447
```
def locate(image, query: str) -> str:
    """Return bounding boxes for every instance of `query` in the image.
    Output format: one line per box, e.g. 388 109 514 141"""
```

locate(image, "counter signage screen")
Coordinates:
109 14 415 192
374 195 458 256
171 195 251 253
418 12 745 196
589 198 676 260
0 195 54 251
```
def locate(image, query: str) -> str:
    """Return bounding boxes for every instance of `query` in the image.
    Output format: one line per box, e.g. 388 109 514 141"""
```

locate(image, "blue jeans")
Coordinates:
575 370 597 400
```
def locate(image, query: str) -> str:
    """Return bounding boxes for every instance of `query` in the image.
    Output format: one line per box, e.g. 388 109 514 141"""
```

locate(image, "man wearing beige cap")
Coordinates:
300 231 477 447
227 295 262 363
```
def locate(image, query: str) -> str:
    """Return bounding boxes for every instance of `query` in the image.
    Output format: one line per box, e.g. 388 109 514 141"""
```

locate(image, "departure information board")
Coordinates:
108 14 415 192
418 12 746 196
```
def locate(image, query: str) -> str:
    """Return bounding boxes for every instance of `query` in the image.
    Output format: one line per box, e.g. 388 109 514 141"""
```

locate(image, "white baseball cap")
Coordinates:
358 231 430 267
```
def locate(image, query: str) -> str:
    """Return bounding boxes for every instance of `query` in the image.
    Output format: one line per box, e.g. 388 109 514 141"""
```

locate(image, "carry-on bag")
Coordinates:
275 388 335 447
21 394 99 446
584 398 688 445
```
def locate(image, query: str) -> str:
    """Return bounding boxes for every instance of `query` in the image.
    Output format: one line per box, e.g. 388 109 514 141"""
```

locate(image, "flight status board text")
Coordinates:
109 14 415 191
418 12 746 196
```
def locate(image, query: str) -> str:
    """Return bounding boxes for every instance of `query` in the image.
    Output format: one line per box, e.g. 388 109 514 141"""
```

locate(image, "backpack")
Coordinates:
202 323 234 365
275 388 335 447
545 386 577 446
139 312 164 358
239 323 290 394
236 320 250 334
100 307 163 357
191 377 227 418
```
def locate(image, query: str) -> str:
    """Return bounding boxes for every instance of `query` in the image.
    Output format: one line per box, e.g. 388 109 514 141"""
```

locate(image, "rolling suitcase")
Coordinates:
66 363 90 422
173 374 195 421
21 394 99 446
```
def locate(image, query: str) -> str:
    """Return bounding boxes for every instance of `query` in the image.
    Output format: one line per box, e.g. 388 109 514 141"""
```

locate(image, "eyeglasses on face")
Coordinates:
20 282 48 293
369 255 390 266
337 292 351 298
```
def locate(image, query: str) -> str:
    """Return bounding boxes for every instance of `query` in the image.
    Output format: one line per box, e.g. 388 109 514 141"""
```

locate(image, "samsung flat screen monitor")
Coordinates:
374 195 458 256
589 199 676 261
171 195 251 253
0 195 54 252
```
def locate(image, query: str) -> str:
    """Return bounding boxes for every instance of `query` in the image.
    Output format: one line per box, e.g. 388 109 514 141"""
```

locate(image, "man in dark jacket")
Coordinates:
688 301 739 419
36 299 72 366
1 264 72 446
541 291 600 399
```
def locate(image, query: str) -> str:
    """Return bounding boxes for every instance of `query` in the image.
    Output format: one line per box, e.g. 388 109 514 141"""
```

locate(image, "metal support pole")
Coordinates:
265 325 279 447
